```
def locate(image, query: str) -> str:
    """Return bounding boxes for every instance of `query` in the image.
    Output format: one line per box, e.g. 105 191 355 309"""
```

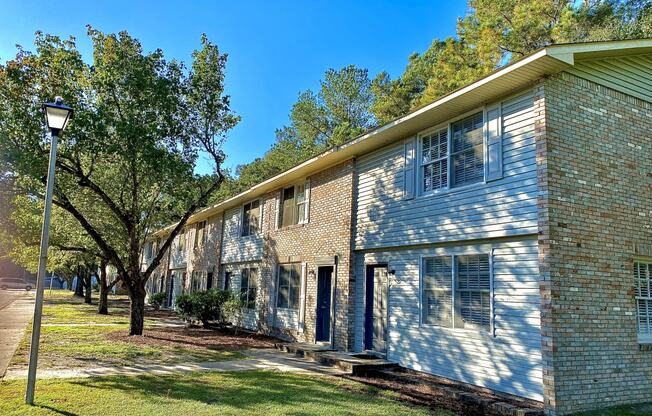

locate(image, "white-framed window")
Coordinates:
422 253 492 332
419 111 485 194
194 220 207 248
240 267 258 309
635 260 652 343
145 242 154 259
241 199 261 237
177 230 186 254
191 270 205 292
277 263 301 310
279 181 309 228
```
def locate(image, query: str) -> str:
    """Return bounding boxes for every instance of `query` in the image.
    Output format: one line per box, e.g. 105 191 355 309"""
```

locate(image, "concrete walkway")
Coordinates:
0 291 34 378
2 348 346 380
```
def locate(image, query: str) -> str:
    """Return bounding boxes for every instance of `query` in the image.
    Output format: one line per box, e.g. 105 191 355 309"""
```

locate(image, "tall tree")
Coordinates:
0 28 238 335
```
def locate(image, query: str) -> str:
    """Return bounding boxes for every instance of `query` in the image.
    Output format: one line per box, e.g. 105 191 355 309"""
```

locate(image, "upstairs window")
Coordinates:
422 254 492 332
635 261 652 343
420 111 485 194
240 267 258 309
145 242 153 259
194 220 207 248
277 263 301 310
279 181 309 228
241 200 261 236
177 231 186 254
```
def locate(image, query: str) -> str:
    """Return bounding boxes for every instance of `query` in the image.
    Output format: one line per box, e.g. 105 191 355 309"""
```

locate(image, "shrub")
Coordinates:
223 297 245 335
149 292 167 310
174 289 232 328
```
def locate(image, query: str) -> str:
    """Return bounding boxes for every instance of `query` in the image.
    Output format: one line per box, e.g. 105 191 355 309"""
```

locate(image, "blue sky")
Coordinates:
0 1 467 173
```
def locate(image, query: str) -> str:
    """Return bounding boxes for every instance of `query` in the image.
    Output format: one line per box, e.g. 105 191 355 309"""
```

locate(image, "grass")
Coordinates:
0 370 450 416
9 291 242 370
577 403 652 416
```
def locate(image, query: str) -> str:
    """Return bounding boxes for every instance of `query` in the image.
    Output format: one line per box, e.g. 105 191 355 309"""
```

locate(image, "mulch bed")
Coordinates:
346 368 544 416
108 325 277 351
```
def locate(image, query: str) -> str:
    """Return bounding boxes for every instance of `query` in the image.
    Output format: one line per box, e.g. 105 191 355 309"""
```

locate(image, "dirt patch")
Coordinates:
347 368 544 416
108 326 277 351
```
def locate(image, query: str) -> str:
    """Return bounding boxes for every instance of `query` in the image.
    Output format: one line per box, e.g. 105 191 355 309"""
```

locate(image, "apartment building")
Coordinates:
145 39 652 415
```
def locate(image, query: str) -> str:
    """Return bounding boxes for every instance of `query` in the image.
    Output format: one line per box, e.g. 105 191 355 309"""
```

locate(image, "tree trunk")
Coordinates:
128 281 147 336
74 270 84 297
84 269 92 304
98 261 109 315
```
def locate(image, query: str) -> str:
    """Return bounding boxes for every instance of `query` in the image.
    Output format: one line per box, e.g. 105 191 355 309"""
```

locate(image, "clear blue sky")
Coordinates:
0 0 467 173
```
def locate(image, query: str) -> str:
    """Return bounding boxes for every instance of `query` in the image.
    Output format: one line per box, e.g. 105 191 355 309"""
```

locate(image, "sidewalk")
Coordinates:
0 294 34 378
3 348 345 380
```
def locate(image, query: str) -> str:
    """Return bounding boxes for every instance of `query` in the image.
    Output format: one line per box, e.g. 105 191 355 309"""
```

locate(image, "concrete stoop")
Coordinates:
274 342 543 416
273 343 397 376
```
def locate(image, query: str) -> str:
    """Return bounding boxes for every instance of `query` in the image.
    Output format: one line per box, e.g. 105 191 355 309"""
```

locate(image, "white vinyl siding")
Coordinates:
635 261 652 343
355 90 537 250
353 239 542 400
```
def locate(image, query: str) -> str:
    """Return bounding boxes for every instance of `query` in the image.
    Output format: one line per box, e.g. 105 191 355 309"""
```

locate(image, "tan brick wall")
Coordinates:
539 72 652 415
259 159 355 350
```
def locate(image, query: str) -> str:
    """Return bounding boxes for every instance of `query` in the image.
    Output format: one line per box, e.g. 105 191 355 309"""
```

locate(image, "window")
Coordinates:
635 261 652 343
241 200 260 236
277 263 301 310
191 271 203 292
422 254 492 332
240 267 258 309
145 242 153 259
177 231 186 254
280 182 308 227
420 112 485 193
194 220 207 248
223 271 231 291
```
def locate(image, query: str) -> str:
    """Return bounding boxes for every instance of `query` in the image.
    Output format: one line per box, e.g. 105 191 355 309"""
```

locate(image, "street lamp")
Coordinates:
25 97 73 405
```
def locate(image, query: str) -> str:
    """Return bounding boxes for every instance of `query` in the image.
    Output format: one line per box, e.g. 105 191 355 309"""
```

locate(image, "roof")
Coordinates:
153 38 652 237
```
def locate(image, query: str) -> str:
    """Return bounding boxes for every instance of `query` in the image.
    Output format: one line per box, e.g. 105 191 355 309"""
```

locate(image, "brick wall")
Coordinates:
259 159 355 350
539 72 652 415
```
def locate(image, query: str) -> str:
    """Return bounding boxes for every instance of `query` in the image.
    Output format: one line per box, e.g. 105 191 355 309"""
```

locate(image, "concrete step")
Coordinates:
273 343 397 376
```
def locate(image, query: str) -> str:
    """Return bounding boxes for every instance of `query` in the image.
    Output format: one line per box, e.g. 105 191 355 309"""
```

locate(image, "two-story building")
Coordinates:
146 39 652 415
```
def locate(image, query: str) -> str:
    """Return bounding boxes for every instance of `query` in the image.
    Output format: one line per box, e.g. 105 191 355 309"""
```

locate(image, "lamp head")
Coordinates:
43 97 73 136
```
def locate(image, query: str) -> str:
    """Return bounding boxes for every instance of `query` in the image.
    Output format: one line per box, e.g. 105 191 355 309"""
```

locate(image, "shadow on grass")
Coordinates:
64 371 407 414
37 405 80 416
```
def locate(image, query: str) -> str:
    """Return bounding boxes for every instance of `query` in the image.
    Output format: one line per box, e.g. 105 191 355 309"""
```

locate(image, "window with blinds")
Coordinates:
240 267 258 309
194 220 207 248
421 128 448 193
419 111 485 194
277 263 301 310
635 261 652 343
241 200 260 236
422 256 453 327
422 253 492 332
279 181 309 227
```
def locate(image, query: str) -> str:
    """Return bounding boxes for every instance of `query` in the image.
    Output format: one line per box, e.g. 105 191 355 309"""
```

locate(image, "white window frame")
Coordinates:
240 266 259 310
635 260 652 344
240 199 262 237
417 107 487 197
177 230 186 254
194 220 207 249
276 262 302 310
278 180 310 228
420 252 495 336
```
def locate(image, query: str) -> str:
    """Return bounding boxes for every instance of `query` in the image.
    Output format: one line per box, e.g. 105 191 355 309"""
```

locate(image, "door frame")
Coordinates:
315 265 334 343
364 263 389 354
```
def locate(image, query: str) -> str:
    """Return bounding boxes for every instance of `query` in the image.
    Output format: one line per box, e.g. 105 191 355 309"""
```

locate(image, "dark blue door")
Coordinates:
315 266 333 342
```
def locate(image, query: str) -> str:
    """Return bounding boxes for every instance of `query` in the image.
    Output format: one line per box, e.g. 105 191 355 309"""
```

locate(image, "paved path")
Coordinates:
3 348 345 380
0 290 34 378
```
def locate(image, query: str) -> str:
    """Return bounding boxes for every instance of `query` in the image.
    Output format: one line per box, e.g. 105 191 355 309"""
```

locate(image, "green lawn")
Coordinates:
10 291 242 370
0 371 446 416
577 403 652 416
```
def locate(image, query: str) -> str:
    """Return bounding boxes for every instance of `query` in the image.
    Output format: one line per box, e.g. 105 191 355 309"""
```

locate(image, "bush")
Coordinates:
174 289 232 328
223 297 245 335
149 292 167 310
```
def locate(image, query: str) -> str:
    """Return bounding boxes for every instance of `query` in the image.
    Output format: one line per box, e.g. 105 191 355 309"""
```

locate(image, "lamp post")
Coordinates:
25 97 73 405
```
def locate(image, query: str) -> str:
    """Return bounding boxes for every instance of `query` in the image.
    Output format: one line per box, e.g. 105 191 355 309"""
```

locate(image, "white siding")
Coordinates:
353 238 543 400
220 206 264 264
354 90 538 250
